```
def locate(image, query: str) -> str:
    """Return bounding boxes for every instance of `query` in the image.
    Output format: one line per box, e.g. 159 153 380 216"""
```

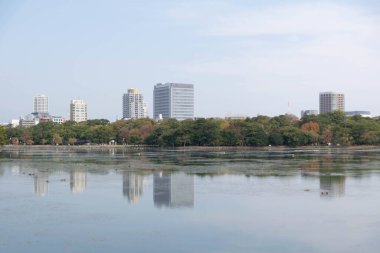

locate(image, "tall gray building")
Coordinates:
123 88 145 119
153 83 194 120
33 95 48 114
319 92 345 114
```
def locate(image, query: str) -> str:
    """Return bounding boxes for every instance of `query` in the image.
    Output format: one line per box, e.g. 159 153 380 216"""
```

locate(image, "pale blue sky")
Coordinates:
1 0 380 122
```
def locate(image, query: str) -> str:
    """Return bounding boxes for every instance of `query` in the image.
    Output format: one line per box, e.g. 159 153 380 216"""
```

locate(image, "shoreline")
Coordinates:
1 144 380 152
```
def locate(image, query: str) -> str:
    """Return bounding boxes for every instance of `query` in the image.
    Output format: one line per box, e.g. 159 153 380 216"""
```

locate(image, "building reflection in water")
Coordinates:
34 172 49 197
320 174 345 198
123 172 144 203
70 170 87 193
154 172 194 208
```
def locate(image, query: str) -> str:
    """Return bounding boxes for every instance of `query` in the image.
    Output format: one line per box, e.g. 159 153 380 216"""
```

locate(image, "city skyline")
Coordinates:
1 1 380 122
3 89 375 125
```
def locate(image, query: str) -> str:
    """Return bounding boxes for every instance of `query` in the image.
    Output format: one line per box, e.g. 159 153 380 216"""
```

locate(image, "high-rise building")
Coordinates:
153 83 194 120
143 102 148 118
70 99 87 122
33 95 48 114
122 88 145 119
319 92 345 114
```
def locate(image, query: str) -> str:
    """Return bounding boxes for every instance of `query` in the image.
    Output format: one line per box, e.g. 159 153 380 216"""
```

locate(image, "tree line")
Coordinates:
1 112 380 147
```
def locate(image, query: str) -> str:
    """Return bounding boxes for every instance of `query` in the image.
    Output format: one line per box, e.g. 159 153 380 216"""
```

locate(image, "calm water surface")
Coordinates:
1 147 380 253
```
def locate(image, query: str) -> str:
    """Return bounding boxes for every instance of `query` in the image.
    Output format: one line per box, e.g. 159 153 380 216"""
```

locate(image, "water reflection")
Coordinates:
154 172 194 208
70 170 87 193
123 172 145 203
34 172 49 197
320 174 346 198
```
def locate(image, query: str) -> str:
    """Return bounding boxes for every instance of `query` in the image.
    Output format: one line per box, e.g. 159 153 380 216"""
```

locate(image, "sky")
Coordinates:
1 0 380 122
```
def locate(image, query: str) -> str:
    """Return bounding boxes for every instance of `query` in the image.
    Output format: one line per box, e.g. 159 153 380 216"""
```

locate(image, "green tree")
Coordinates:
68 138 77 145
281 127 309 146
191 119 221 146
268 132 284 146
220 130 241 146
174 120 193 147
31 122 55 145
0 126 6 146
52 133 63 145
244 123 269 146
90 125 115 144
129 135 142 144
86 119 110 126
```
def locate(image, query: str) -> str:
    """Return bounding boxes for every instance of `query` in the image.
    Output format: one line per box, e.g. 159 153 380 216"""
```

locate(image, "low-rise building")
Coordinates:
10 119 20 128
301 110 319 118
51 116 65 124
346 111 371 118
20 114 39 127
225 114 247 120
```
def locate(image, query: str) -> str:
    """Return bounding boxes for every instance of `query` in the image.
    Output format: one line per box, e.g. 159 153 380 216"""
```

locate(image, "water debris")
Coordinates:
304 189 310 192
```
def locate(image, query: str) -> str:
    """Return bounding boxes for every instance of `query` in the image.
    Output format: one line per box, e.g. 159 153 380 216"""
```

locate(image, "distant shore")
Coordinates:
1 144 380 153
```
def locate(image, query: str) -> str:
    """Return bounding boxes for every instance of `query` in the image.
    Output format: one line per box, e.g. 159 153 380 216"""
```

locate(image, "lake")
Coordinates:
1 147 380 253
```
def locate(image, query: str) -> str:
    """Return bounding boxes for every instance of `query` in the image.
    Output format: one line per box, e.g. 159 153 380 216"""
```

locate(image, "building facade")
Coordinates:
345 111 371 118
301 110 319 118
122 88 145 119
51 116 65 124
153 83 194 120
33 95 49 114
319 92 345 114
70 99 87 122
20 114 39 127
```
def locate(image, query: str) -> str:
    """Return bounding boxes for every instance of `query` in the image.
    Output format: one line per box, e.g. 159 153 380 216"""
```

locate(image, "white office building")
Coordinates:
51 116 65 124
33 95 49 114
153 83 194 120
70 99 87 122
20 114 39 127
123 88 145 119
319 92 345 114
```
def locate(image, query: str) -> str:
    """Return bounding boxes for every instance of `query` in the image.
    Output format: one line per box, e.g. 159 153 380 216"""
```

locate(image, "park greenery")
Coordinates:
0 126 7 146
2 112 380 147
